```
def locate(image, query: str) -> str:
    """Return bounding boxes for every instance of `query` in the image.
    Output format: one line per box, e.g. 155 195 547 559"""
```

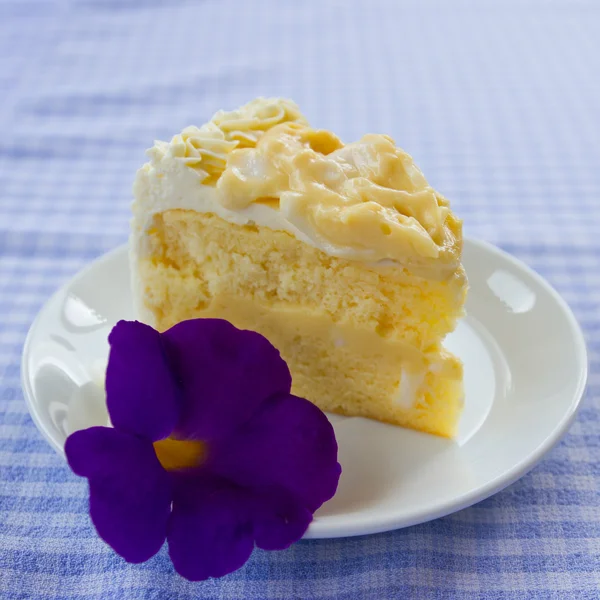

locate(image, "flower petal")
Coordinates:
251 486 313 551
106 320 180 441
65 426 172 563
208 394 341 513
162 319 292 440
167 473 254 581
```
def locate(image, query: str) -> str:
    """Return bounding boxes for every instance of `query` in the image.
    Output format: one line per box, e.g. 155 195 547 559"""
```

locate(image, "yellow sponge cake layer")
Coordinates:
139 210 465 437
132 97 468 437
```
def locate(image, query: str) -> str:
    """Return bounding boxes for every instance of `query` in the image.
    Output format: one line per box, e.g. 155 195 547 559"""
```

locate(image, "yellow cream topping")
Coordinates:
148 97 462 267
218 123 457 262
149 98 307 185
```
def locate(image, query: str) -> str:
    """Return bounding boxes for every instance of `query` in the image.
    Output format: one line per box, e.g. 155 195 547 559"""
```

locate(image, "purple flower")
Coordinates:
65 319 341 581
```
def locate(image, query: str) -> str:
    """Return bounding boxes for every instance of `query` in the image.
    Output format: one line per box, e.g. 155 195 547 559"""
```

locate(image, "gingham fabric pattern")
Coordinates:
1 1 599 598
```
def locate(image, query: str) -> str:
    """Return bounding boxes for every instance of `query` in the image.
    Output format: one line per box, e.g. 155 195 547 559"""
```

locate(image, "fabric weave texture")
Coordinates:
1 1 599 598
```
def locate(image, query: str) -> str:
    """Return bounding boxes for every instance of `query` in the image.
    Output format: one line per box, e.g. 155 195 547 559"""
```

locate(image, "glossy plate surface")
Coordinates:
22 239 588 538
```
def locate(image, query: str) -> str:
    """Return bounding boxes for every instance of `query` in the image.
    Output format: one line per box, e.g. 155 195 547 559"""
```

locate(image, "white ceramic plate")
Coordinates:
22 238 587 539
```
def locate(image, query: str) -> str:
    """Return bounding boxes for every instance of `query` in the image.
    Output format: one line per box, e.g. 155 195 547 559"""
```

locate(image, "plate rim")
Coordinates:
21 237 589 539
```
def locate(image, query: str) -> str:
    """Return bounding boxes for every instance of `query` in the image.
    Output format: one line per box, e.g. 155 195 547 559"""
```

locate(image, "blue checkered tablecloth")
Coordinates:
1 1 599 598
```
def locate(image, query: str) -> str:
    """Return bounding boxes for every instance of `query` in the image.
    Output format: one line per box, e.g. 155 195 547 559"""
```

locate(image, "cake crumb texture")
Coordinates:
140 210 466 437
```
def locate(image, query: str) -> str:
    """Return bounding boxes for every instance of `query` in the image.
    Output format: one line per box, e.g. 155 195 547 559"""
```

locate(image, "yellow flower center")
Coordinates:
153 438 206 471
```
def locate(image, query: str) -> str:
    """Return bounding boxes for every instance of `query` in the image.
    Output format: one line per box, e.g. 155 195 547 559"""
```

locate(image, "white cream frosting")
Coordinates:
394 368 426 409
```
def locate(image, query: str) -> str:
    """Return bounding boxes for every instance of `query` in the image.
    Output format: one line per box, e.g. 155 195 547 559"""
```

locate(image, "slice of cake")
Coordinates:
131 98 468 437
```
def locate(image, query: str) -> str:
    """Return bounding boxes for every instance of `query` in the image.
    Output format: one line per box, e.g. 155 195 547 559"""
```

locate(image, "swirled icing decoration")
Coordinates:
148 98 307 184
143 97 462 267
